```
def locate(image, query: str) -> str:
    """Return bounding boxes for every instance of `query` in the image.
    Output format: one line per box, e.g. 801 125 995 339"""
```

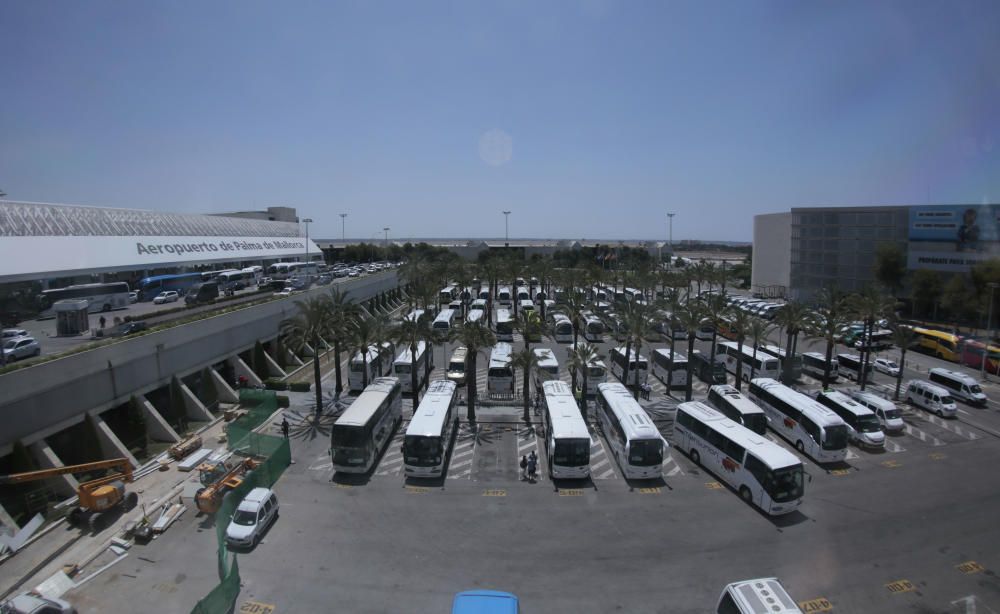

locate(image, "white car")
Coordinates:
127 291 139 303
275 287 294 297
1 328 29 340
152 291 179 304
226 487 279 549
873 358 900 377
3 336 40 361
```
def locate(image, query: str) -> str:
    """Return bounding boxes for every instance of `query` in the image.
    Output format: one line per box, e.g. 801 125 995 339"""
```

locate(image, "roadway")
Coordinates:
63 311 1000 613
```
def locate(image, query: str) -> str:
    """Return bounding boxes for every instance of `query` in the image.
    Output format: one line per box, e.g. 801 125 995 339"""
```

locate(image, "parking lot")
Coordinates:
63 309 1000 613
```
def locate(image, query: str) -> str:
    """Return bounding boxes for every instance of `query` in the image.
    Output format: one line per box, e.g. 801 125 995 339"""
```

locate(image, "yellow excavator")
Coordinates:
0 457 137 531
194 457 258 514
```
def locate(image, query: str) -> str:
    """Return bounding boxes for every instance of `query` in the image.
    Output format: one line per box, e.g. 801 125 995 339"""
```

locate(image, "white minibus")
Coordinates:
432 309 456 334
497 286 513 308
928 368 988 406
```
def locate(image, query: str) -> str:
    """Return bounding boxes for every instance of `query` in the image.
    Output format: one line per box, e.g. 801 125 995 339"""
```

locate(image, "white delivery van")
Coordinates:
905 380 957 418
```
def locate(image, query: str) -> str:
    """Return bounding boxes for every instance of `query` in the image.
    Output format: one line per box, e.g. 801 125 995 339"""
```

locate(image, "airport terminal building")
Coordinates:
753 204 1000 300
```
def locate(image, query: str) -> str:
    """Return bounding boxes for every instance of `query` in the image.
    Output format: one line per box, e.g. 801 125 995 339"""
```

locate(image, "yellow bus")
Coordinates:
910 326 962 362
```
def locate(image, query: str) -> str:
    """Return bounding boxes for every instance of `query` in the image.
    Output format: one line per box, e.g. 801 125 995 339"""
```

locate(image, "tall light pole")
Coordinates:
503 211 511 247
667 213 676 267
339 213 347 241
383 227 389 261
302 218 313 263
983 282 999 380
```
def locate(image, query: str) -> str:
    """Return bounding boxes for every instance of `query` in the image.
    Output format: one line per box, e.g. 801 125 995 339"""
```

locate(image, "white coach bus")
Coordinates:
550 313 574 343
542 381 591 479
717 341 781 382
802 351 839 382
330 377 403 474
403 380 459 478
487 343 516 396
675 401 804 515
533 348 560 391
651 348 688 390
348 342 396 392
581 311 604 342
495 309 514 342
393 341 433 393
748 378 849 464
609 346 649 388
596 382 665 480
706 384 767 436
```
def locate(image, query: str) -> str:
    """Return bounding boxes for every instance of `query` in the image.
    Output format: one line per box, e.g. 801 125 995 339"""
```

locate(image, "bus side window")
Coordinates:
801 416 821 444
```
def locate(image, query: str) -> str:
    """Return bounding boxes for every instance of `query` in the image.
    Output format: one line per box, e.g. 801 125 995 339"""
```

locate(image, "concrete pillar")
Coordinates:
301 342 316 358
89 413 139 468
28 441 80 498
227 356 263 387
262 351 287 378
286 349 304 367
0 502 18 531
209 368 240 404
179 383 215 422
139 395 181 443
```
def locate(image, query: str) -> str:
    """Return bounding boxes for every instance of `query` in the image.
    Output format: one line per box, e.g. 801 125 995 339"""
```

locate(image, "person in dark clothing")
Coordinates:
527 456 538 482
281 417 290 439
520 455 528 481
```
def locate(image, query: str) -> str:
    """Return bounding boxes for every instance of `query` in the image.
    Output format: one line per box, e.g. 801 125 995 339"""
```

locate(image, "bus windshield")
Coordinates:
764 466 804 503
628 439 663 466
404 435 442 466
743 413 768 436
488 367 512 378
857 415 882 433
553 439 589 466
395 365 412 374
822 424 849 450
588 366 605 377
883 407 901 419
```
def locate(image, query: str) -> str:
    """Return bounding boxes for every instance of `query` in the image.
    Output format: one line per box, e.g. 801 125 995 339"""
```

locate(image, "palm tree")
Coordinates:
890 322 918 400
347 316 377 389
746 317 775 382
805 287 852 389
282 296 333 415
566 342 600 416
848 286 897 391
772 301 811 385
728 308 752 391
392 312 434 408
673 299 705 401
701 293 732 376
511 347 541 423
452 322 497 422
661 289 683 392
558 291 590 348
621 303 657 400
327 288 360 396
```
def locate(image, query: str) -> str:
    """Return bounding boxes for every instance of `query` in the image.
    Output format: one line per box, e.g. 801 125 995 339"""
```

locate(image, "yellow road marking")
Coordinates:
929 452 947 460
885 579 915 593
335 483 352 489
405 486 429 494
957 561 985 574
705 481 722 490
638 487 661 494
482 489 507 497
830 468 850 476
239 601 276 614
881 459 902 468
798 597 833 612
559 489 583 497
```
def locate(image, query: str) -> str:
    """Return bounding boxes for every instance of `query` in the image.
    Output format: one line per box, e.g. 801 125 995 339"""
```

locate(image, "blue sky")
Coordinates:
1 1 998 242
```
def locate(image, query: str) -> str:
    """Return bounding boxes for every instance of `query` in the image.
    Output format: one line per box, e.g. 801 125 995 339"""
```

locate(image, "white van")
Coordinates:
716 578 802 613
928 368 988 406
905 380 957 418
226 487 279 548
847 390 905 433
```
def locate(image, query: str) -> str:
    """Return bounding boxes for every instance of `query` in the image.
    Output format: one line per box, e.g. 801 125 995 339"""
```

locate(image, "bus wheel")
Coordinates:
690 449 700 465
739 486 752 503
795 440 805 453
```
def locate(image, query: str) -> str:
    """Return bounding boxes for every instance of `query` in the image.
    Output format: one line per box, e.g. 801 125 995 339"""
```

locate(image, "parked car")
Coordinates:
1 591 76 614
873 357 900 377
258 276 273 288
152 291 180 304
275 287 294 297
3 336 40 361
1 328 29 340
127 291 139 303
113 321 148 337
317 274 333 285
226 487 279 549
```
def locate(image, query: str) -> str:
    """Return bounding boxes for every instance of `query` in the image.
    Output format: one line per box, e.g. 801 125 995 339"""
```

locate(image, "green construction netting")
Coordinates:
190 390 291 613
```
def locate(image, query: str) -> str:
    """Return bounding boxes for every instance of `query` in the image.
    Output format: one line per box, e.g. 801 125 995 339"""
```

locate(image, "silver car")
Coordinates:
3 336 40 361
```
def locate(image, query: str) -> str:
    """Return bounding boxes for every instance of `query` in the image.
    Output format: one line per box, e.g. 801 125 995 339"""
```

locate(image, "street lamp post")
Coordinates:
302 218 314 264
383 227 389 261
340 213 347 241
667 212 675 267
983 282 999 380
503 211 511 247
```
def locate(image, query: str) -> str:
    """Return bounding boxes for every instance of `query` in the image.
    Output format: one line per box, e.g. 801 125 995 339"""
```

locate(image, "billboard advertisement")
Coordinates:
908 205 1000 272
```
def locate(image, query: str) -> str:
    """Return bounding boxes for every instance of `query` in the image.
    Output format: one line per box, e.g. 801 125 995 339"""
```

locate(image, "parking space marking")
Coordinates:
880 459 902 468
589 433 618 480
798 597 833 612
844 448 859 460
374 428 406 476
705 481 723 490
517 425 544 480
925 414 983 440
830 468 850 476
903 423 947 446
638 487 661 494
957 561 985 574
885 579 915 594
559 489 583 497
239 601 276 614
482 489 507 497
883 439 906 453
447 424 477 479
929 452 947 460
405 485 429 494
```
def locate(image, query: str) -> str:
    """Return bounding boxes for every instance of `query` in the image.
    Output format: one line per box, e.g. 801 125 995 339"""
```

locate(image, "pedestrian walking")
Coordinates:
527 456 538 483
281 417 290 439
520 455 528 481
